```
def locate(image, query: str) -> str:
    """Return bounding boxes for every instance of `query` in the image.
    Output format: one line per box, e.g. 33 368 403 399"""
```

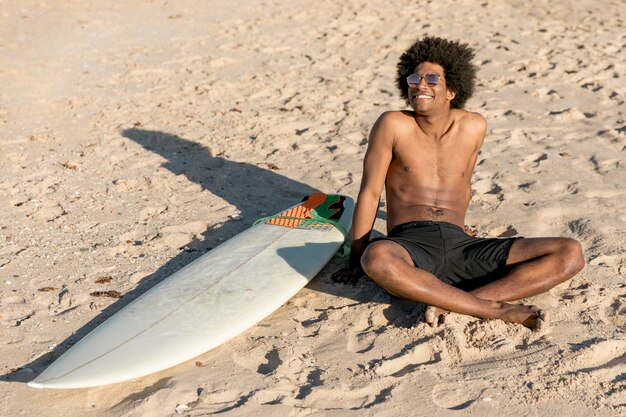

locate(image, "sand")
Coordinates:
1 0 624 415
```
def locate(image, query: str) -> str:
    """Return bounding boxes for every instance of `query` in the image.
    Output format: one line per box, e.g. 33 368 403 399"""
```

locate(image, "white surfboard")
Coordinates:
28 193 353 389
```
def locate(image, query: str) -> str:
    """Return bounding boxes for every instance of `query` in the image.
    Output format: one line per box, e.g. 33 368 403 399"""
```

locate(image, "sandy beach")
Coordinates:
1 0 625 415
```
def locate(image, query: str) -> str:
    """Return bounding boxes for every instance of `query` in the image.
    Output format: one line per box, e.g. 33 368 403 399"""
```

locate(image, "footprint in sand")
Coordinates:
566 182 579 194
1 295 35 327
294 302 358 339
587 155 621 175
532 88 563 101
566 338 626 384
606 293 626 326
567 218 591 237
518 152 548 172
299 382 396 410
347 329 382 355
189 389 255 414
231 343 284 376
431 380 490 410
472 178 504 212
548 107 590 121
256 346 283 376
588 254 623 268
374 340 438 377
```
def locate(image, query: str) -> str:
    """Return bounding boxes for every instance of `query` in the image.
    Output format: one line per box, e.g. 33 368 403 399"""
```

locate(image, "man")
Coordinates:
332 37 585 330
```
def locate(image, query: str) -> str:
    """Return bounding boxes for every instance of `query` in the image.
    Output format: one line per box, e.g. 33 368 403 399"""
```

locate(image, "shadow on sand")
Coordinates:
5 129 411 384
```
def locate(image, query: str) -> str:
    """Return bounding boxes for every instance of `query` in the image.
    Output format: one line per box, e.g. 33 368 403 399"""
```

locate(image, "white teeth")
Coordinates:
417 95 432 99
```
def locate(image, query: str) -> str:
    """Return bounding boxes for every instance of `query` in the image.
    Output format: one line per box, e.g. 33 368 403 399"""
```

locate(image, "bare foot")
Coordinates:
501 304 549 331
424 305 449 327
522 307 549 331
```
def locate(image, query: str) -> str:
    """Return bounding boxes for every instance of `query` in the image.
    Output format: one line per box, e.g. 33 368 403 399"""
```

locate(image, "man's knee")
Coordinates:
360 242 404 277
559 238 585 275
360 243 388 276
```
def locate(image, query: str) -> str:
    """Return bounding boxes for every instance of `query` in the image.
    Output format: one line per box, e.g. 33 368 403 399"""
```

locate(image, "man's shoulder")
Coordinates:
368 111 415 148
373 110 415 131
451 109 487 150
377 110 415 123
452 109 487 131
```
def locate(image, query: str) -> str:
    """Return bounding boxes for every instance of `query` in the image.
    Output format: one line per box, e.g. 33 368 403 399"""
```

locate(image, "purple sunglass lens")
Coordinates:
406 74 440 86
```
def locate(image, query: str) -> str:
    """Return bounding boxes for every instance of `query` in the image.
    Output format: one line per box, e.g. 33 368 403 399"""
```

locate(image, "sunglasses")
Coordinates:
406 73 442 87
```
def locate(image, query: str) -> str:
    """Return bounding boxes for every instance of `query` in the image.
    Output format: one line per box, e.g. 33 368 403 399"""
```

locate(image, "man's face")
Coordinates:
409 61 456 114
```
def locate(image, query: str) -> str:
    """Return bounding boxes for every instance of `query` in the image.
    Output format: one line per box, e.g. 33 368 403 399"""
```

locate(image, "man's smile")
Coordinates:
412 93 434 102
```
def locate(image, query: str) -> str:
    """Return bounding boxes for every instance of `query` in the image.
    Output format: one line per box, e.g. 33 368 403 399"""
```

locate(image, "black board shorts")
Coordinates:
378 221 519 289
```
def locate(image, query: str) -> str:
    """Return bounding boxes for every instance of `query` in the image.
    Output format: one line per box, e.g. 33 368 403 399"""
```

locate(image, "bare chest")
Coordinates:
390 136 474 181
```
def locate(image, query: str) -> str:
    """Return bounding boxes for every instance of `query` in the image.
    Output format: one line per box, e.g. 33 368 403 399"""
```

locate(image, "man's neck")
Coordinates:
413 109 454 141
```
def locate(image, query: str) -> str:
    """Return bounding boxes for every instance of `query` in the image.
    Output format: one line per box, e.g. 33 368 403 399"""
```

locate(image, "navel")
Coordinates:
429 207 445 217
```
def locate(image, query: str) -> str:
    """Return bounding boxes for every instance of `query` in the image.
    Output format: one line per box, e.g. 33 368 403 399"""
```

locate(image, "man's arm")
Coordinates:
460 112 487 237
333 112 396 283
462 112 487 208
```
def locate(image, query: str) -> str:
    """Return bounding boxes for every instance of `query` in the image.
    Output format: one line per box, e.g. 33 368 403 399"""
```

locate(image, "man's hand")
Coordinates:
331 267 365 286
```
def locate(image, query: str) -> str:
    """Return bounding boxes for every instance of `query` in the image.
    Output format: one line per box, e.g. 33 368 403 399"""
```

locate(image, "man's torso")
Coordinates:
384 109 485 231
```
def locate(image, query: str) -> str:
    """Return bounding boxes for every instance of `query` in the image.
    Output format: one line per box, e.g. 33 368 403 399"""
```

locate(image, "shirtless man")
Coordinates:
332 37 585 330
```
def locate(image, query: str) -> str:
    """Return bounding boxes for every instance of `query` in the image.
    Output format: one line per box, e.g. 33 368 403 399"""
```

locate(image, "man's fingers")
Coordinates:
330 270 349 284
331 268 361 285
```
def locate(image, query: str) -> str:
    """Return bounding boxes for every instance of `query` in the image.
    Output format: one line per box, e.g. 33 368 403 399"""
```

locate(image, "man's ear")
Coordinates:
447 88 456 102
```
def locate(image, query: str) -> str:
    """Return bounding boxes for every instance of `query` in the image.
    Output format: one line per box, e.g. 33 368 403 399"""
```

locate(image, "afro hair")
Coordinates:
396 36 477 109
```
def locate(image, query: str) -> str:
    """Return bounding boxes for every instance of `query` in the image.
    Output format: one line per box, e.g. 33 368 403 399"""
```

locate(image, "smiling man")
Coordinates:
332 36 585 330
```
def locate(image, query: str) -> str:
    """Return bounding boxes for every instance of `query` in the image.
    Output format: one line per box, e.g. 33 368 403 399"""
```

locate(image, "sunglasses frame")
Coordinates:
406 73 442 87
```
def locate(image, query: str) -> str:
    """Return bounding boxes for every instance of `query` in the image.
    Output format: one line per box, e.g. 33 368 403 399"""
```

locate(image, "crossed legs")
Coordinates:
360 237 585 330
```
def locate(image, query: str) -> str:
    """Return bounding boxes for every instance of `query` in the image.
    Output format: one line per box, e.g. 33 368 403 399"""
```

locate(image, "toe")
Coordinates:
424 306 438 327
534 309 549 332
